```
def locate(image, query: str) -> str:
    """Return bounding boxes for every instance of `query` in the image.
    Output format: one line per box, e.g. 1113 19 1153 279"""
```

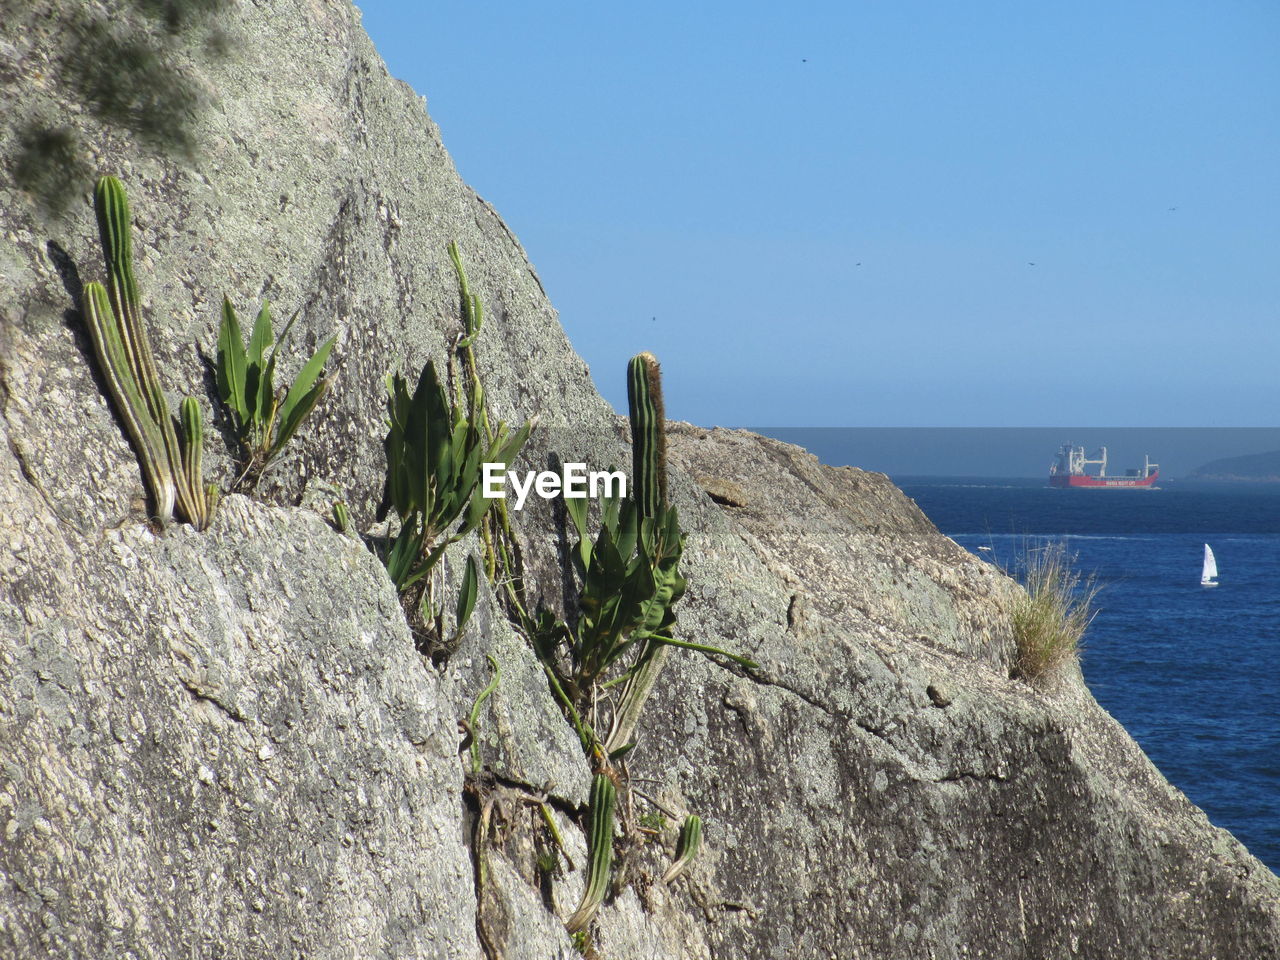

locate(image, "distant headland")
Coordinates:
1189 449 1280 482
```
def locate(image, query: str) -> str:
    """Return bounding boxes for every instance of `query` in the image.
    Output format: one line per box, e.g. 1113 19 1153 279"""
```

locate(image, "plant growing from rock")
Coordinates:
1011 540 1099 681
81 175 215 529
377 243 530 650
215 297 335 490
661 814 702 883
465 652 500 777
446 241 525 598
380 359 528 590
535 353 754 754
564 773 617 934
524 354 748 936
331 500 352 535
373 244 529 650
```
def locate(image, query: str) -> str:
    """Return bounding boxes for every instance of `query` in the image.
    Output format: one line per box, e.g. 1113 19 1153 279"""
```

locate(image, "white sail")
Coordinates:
1201 544 1218 585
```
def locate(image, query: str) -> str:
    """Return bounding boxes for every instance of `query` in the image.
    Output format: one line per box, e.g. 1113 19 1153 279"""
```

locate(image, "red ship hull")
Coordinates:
1049 471 1159 489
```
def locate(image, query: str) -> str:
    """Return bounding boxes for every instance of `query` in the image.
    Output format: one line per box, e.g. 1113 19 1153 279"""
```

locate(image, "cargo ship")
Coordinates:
1049 444 1159 489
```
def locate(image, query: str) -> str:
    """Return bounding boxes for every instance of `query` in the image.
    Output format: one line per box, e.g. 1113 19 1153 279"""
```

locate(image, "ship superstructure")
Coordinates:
1049 444 1159 488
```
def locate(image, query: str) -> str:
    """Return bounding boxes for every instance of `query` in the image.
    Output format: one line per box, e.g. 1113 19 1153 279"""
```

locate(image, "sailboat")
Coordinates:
1201 544 1219 587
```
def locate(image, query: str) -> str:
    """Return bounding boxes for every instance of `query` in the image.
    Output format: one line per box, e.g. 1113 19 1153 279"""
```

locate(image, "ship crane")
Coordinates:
1081 446 1108 477
1052 444 1107 477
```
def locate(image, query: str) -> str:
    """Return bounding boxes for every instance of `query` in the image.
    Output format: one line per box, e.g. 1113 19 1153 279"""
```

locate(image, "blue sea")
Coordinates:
895 477 1280 872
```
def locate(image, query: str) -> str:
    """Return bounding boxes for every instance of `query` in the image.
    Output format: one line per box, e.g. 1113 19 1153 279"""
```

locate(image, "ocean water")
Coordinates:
895 477 1280 873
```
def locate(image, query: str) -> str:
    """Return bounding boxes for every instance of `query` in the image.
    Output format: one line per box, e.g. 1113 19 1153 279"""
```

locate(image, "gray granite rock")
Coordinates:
0 443 477 958
2 1 1278 958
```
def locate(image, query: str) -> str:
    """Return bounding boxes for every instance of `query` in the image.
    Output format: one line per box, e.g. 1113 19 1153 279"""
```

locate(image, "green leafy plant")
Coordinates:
375 243 530 658
466 653 500 777
565 773 617 934
377 242 530 637
1011 541 1099 681
661 814 702 883
637 810 667 833
380 359 529 592
215 297 335 489
81 175 214 529
455 554 481 641
446 241 527 600
332 500 352 535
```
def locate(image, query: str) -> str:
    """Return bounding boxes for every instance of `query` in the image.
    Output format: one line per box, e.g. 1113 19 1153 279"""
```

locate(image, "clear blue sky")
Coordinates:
357 1 1279 427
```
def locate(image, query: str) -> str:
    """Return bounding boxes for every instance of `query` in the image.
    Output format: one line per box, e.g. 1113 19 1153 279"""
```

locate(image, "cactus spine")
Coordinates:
626 351 667 517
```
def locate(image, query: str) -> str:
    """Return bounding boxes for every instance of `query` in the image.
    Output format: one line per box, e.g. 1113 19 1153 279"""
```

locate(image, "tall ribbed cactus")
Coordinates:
565 773 617 933
82 175 211 529
540 351 753 754
601 352 680 754
626 352 667 518
179 397 214 530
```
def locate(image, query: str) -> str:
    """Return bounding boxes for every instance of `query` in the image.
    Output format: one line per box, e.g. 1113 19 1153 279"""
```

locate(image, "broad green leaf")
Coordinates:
277 332 334 426
270 379 329 459
608 742 635 761
257 348 279 437
565 495 594 575
247 300 273 368
273 332 336 453
242 301 273 433
216 297 248 422
456 554 479 634
385 517 423 589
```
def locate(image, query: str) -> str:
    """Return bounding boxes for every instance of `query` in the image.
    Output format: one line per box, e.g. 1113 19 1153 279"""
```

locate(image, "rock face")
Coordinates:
2 2 1278 959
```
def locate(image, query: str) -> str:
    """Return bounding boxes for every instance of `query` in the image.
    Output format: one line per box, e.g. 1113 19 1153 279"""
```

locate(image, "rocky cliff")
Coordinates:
2 2 1278 958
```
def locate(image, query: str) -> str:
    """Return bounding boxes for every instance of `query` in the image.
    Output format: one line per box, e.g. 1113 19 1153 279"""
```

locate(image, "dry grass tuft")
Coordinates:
1011 541 1099 682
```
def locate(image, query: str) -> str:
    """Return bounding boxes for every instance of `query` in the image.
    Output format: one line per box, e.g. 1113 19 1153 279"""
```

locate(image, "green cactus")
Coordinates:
661 814 703 883
605 354 755 753
565 773 617 933
626 351 667 518
178 397 215 530
332 500 352 535
82 176 212 529
535 353 754 755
